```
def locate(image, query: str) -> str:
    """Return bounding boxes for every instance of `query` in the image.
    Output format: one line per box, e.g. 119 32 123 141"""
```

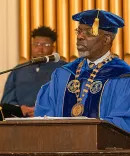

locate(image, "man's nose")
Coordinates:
36 46 44 54
77 32 85 40
38 45 44 51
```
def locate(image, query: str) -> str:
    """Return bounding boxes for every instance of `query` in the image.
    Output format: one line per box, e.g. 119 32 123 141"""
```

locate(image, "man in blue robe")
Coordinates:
1 26 66 117
34 10 130 133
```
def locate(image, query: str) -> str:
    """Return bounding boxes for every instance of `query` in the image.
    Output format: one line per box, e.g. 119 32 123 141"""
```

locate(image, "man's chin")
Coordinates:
78 51 90 57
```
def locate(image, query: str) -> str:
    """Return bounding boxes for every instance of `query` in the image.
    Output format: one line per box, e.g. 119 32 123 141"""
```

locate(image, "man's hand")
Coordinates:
21 105 34 117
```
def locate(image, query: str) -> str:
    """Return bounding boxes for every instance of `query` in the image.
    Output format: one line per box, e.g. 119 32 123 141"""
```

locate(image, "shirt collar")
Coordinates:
87 51 111 65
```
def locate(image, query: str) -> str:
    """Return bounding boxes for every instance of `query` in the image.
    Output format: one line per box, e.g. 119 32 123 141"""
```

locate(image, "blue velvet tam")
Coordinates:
72 9 124 34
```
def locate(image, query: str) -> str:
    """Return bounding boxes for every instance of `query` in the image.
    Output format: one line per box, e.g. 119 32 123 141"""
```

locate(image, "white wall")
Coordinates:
0 0 19 100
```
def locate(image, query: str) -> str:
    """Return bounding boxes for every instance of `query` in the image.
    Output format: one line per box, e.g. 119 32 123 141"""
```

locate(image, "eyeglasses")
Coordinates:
75 28 96 37
32 42 52 48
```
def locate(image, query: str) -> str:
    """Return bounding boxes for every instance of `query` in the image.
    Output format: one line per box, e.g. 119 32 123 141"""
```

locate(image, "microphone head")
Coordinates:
52 52 60 62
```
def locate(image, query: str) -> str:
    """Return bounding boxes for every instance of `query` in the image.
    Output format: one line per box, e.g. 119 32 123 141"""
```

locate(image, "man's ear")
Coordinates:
103 34 111 46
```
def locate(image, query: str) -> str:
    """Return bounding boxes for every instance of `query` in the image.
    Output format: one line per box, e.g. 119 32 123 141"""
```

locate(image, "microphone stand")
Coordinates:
0 56 47 75
0 53 59 75
0 62 31 75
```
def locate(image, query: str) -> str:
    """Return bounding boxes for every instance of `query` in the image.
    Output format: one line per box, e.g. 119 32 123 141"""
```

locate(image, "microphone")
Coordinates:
31 52 60 64
0 52 60 75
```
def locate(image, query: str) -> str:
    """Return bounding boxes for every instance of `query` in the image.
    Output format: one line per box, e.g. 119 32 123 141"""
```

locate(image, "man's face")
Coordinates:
31 36 54 58
76 24 106 61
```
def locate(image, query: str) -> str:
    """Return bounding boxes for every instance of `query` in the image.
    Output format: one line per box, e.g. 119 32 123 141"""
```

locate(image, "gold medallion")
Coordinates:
90 81 102 94
67 80 80 93
71 103 84 117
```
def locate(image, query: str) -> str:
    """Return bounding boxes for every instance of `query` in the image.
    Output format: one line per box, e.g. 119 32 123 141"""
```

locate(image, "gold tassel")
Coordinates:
92 10 100 36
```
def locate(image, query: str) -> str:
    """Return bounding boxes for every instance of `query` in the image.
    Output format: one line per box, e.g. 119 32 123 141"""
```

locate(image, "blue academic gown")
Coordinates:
34 57 130 133
1 60 66 106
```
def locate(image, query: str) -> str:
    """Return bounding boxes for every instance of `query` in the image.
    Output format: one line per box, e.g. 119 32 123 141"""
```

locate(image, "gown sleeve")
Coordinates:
100 77 130 133
1 71 17 104
34 69 59 117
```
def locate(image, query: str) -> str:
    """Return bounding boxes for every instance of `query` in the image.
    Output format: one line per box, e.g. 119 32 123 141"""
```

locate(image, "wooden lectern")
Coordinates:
0 118 130 156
